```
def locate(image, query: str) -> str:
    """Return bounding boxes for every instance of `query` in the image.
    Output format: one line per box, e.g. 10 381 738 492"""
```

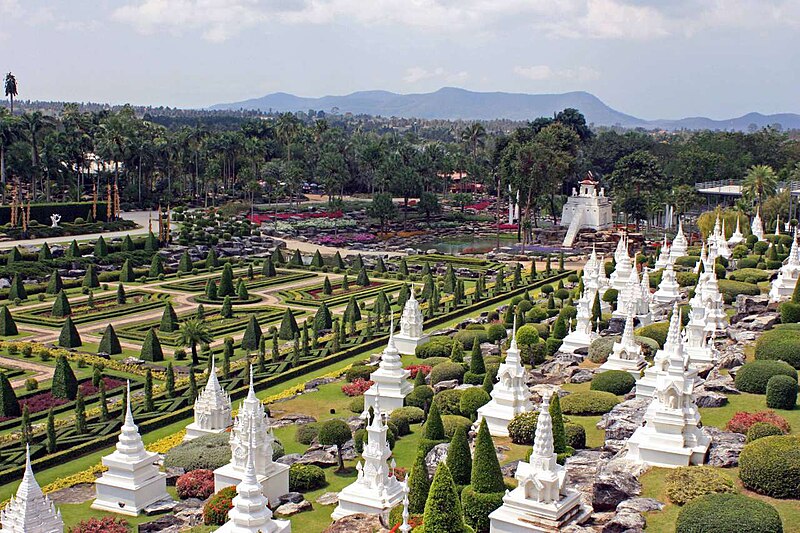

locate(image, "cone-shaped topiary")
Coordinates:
290 249 303 266
67 240 80 258
205 279 218 300
550 392 567 454
344 295 361 323
0 306 17 336
116 283 126 304
311 249 324 268
470 419 505 493
81 264 99 288
99 324 122 355
51 290 71 318
218 263 235 297
206 248 219 268
423 463 469 533
271 247 284 264
119 259 135 282
38 242 52 261
6 246 21 264
149 255 164 277
469 338 485 375
353 254 364 270
94 236 108 257
141 328 164 362
279 308 299 340
356 267 370 287
408 450 431 514
179 250 193 272
262 257 276 277
323 276 333 295
375 256 386 273
422 274 434 300
160 302 179 332
333 251 345 269
444 264 457 293
122 234 135 252
9 275 26 301
0 373 20 417
447 425 472 487
423 402 445 440
221 296 233 319
341 274 350 291
58 316 82 348
46 271 63 295
552 314 567 340
236 278 248 300
52 355 78 399
144 231 159 252
314 301 333 331
242 315 262 352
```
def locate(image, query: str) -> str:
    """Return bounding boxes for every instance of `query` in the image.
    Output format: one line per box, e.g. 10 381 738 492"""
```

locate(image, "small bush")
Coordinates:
754 328 800 368
296 423 319 445
164 433 231 471
69 517 128 533
588 336 617 364
779 302 800 324
433 389 464 416
635 321 669 348
665 466 736 505
442 415 472 440
591 370 635 396
717 279 760 304
454 329 489 350
348 396 365 413
508 411 538 445
565 423 586 449
734 360 798 394
726 410 791 434
729 268 771 284
391 406 425 425
416 336 454 359
345 365 375 382
746 422 784 443
560 391 619 415
459 387 490 420
430 362 466 385
405 385 434 410
289 463 326 492
461 485 504 533
203 486 237 525
675 493 783 533
176 469 215 500
739 434 800 499
766 375 798 409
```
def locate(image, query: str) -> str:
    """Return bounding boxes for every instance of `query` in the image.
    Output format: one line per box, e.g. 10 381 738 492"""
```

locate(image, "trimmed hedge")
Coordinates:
734 360 798 394
665 466 736 505
717 280 760 304
591 370 635 396
766 375 798 409
430 362 466 385
434 389 464 416
416 336 455 359
508 412 539 445
746 422 784 443
289 463 326 492
442 415 472 440
461 485 503 533
635 321 669 348
560 391 619 415
729 268 771 284
165 433 231 471
739 434 800 499
675 494 783 533
754 328 800 368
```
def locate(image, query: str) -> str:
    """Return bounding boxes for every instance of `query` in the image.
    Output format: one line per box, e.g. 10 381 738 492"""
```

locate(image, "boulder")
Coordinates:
276 453 302 466
617 497 664 514
597 398 649 442
143 497 177 515
717 345 747 369
699 370 738 394
703 426 745 467
316 492 340 506
601 510 645 533
425 443 450 475
272 413 318 429
138 516 182 533
568 368 595 384
277 492 304 505
433 379 459 392
323 513 388 533
501 460 521 478
694 389 728 408
275 499 312 516
566 450 613 507
540 353 582 377
592 460 644 511
297 447 339 468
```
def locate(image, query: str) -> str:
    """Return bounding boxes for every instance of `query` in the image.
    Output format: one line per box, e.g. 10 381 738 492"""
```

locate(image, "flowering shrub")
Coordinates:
19 392 67 415
177 469 215 500
203 486 237 525
68 516 128 533
342 379 374 397
726 410 791 434
405 365 432 378
391 466 407 481
79 377 125 396
147 430 187 454
276 218 356 232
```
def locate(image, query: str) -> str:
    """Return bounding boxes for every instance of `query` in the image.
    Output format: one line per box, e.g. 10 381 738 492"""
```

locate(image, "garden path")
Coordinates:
0 356 54 388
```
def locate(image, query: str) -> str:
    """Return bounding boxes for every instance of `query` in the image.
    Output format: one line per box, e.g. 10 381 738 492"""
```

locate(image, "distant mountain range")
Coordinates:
210 87 800 131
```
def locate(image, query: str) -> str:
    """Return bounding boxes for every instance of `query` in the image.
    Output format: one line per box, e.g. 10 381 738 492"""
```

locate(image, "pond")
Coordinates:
413 235 509 254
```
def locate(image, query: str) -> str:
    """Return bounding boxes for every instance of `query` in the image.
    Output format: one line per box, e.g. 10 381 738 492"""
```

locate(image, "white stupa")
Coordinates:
393 290 429 355
615 266 650 324
775 215 782 236
477 318 534 437
560 291 598 355
654 235 672 270
185 356 233 441
215 424 291 533
581 245 609 311
717 219 732 259
635 305 698 399
0 446 63 533
214 368 289 506
488 393 589 533
364 316 412 414
728 216 745 247
752 207 765 241
769 230 800 302
332 394 404 520
626 309 710 467
682 305 718 367
92 381 170 516
697 269 728 333
609 234 633 294
599 303 646 378
670 220 688 260
651 262 681 318
638 266 653 319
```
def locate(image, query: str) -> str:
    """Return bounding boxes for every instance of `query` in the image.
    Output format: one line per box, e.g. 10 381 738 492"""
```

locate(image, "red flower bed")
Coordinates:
19 392 67 415
405 365 431 378
69 516 128 533
496 223 518 230
726 410 791 434
177 469 215 500
79 377 126 396
248 210 344 224
465 201 492 211
342 379 374 397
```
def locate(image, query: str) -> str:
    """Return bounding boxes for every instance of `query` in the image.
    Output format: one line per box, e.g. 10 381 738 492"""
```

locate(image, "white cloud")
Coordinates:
0 0 22 17
403 67 469 84
514 65 600 82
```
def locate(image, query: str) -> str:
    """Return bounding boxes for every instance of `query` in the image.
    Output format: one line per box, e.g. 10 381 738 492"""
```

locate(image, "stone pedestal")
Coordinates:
392 334 429 356
214 463 290 509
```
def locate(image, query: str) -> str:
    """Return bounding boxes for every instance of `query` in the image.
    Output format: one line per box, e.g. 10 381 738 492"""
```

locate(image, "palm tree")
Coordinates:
4 73 17 114
743 164 778 206
179 318 213 366
20 111 56 198
0 108 18 201
275 113 300 164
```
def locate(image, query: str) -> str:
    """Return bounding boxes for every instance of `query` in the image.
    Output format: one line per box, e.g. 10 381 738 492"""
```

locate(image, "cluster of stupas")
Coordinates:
365 316 413 414
705 214 732 262
477 318 533 436
627 305 711 467
1 446 64 533
333 391 404 520
184 356 233 441
561 246 609 355
607 235 652 325
769 229 800 302
214 369 289 506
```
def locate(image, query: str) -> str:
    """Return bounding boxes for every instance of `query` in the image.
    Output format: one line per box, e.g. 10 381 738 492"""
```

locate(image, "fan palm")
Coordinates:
743 164 778 206
4 73 17 114
179 318 213 366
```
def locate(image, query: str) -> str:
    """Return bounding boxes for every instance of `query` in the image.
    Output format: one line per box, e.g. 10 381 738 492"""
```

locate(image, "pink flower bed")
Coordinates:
405 365 431 378
19 392 67 414
465 201 492 211
249 210 343 224
726 410 791 434
79 377 126 396
342 379 374 397
496 223 518 230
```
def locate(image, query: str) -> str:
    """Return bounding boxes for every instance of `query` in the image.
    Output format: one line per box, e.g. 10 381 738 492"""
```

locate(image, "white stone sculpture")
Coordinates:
399 481 412 533
477 318 534 437
215 424 291 533
488 393 589 532
0 445 63 533
769 230 800 302
627 308 710 467
670 220 688 260
560 291 598 355
185 355 233 441
599 303 646 377
651 262 681 318
49 214 61 228
728 216 745 247
393 291 429 355
332 395 404 520
654 235 672 270
682 305 718 367
92 381 170 516
752 207 765 241
364 316 413 414
214 369 289 506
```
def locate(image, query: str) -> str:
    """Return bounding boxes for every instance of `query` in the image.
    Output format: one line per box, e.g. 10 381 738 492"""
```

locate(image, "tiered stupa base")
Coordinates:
488 490 590 533
184 423 228 442
599 357 646 379
215 517 291 533
626 426 709 468
330 480 404 521
92 455 169 516
214 463 289 507
392 333 429 356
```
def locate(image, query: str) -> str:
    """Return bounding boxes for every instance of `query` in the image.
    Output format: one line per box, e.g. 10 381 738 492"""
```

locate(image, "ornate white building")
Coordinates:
393 291 429 355
654 235 672 270
769 230 800 302
477 319 533 437
752 207 766 241
488 394 589 532
627 308 710 467
364 318 413 414
332 396 404 520
214 369 289 506
0 446 63 533
651 262 681 319
185 356 233 441
560 290 598 355
670 220 688 260
560 177 612 247
599 304 646 378
92 381 170 516
728 216 745 247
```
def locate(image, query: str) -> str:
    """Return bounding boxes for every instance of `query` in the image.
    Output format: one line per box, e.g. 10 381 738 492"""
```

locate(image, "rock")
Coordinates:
602 510 645 533
305 377 339 390
323 513 388 533
271 413 317 429
138 515 182 533
501 460 521 478
276 453 302 466
566 450 613 507
699 370 738 394
433 379 459 392
481 342 501 356
277 492 304 505
143 497 177 515
602 439 629 454
568 369 595 384
275 499 312 516
717 346 747 369
734 294 770 317
164 466 185 486
326 440 357 461
597 398 649 442
316 492 340 506
425 443 450 475
540 354 582 377
48 483 95 504
617 497 664 514
694 389 728 408
703 427 745 467
455 384 478 390
749 314 779 331
297 447 339 468
592 460 643 511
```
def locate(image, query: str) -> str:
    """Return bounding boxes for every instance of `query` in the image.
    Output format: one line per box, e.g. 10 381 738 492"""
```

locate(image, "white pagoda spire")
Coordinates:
776 214 782 236
654 234 672 269
752 206 765 241
185 355 233 441
399 482 412 533
728 216 745 246
670 219 688 259
0 445 63 533
394 286 429 355
769 228 800 302
601 303 646 377
365 314 412 414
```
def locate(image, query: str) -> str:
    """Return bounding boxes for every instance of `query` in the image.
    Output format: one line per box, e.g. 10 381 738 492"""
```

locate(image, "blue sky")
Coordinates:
1 0 798 119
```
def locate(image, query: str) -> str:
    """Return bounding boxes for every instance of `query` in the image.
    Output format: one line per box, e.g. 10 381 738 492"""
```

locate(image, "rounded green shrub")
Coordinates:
717 280 760 304
734 360 798 394
165 433 231 472
665 466 736 505
565 423 586 449
345 365 376 382
391 406 425 425
416 336 454 359
289 463 326 492
295 423 319 445
442 415 472 440
430 362 466 385
433 389 463 416
779 302 800 324
349 396 365 413
729 268 771 284
591 370 636 396
635 321 669 348
508 411 538 445
560 391 619 415
461 485 504 533
454 329 488 350
588 336 617 364
754 328 800 368
739 434 800 499
459 388 490 421
766 375 798 410
675 494 782 533
745 422 784 443
405 385 434 410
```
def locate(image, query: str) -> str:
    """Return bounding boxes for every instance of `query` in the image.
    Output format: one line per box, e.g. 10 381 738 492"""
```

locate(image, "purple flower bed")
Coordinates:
79 377 125 396
17 378 126 416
